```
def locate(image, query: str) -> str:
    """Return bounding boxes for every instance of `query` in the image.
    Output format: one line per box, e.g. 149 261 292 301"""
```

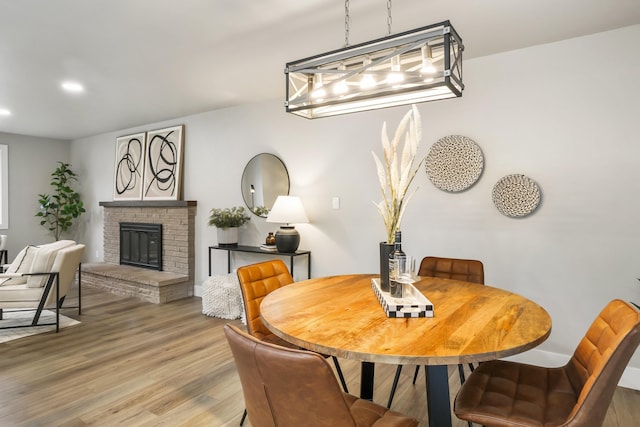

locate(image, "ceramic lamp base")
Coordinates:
275 226 300 253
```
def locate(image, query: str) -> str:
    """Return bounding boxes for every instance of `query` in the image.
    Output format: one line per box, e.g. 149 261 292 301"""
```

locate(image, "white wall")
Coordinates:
71 26 640 386
0 132 71 255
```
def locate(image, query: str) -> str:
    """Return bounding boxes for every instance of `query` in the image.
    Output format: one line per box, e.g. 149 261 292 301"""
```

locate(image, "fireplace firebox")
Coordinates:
120 222 163 270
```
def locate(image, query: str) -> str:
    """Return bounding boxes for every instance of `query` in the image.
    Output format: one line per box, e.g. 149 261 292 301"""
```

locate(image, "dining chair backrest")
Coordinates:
454 299 640 427
224 323 355 427
418 256 484 284
224 323 418 427
563 299 640 425
236 259 293 339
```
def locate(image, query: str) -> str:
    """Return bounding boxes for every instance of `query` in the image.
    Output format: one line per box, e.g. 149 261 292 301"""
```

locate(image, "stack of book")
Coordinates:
371 278 433 318
259 244 277 252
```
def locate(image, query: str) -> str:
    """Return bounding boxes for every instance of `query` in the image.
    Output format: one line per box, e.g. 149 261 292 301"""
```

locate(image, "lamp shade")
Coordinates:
266 196 309 224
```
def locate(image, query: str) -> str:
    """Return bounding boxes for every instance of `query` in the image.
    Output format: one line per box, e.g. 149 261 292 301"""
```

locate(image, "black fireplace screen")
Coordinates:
120 222 162 270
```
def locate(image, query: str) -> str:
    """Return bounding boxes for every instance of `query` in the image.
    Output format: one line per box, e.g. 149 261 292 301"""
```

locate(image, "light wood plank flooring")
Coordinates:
1 287 639 426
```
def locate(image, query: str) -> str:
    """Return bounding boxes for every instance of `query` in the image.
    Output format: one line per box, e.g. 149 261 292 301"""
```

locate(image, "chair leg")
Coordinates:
468 362 475 372
387 365 403 408
332 356 349 393
239 408 247 426
459 364 474 427
412 365 420 384
78 263 82 315
458 363 466 384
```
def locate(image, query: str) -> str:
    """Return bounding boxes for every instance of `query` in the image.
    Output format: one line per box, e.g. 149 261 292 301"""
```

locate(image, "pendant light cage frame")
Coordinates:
284 20 463 119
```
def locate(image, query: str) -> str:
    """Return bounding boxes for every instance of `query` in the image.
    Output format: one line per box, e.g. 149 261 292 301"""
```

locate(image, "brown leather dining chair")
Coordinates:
236 259 348 425
454 299 640 427
224 323 419 427
387 256 485 409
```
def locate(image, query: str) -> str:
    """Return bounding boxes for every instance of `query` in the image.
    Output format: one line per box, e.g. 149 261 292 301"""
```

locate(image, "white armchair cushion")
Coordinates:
6 245 37 274
26 240 76 288
0 283 45 307
0 245 37 286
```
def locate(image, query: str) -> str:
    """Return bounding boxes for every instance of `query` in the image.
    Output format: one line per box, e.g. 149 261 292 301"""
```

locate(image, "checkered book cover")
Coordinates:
371 278 434 318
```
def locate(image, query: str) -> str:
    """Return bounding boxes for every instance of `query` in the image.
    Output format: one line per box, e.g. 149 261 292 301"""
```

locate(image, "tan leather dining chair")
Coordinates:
236 259 348 424
224 323 418 427
454 299 640 427
387 256 485 409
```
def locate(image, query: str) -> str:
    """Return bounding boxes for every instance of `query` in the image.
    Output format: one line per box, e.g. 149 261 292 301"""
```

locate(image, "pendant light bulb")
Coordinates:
360 57 376 89
421 45 437 82
311 74 327 100
333 64 349 95
387 55 404 84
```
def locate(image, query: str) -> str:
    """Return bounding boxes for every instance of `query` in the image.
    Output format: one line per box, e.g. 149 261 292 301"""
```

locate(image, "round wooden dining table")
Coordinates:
260 274 552 427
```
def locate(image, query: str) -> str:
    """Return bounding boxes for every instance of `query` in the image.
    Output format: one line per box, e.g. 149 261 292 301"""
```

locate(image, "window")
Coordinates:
0 144 8 229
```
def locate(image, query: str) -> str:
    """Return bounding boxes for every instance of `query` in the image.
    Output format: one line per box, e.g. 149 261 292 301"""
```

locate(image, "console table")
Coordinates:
208 245 311 279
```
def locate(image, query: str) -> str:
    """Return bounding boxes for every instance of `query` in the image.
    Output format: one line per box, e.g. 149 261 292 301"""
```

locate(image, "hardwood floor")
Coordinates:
1 286 639 426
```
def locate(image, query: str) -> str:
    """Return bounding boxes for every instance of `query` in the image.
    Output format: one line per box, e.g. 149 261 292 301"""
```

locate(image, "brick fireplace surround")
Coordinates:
81 201 196 304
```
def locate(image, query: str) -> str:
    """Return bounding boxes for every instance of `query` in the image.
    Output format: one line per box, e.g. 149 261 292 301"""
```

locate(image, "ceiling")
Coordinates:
1 0 639 140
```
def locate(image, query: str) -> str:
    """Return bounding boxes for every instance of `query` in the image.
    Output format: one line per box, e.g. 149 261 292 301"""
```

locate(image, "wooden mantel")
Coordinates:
99 200 197 208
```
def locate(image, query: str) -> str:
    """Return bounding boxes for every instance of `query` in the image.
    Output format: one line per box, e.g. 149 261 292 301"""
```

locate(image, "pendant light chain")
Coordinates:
387 0 392 35
344 0 350 47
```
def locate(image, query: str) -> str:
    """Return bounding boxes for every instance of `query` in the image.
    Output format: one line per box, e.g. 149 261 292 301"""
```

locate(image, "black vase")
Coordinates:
379 242 394 292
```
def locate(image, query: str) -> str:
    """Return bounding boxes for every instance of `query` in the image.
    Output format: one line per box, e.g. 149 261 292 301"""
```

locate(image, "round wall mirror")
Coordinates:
241 153 290 217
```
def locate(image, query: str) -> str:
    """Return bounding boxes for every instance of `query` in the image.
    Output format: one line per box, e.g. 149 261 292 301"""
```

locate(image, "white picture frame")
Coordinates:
142 125 184 201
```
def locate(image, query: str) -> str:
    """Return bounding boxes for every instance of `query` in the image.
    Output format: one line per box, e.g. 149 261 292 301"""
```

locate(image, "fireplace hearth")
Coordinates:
120 222 163 270
87 201 196 304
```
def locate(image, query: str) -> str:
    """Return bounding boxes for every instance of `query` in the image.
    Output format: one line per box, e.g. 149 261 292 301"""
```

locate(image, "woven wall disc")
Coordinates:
492 174 541 218
425 135 484 192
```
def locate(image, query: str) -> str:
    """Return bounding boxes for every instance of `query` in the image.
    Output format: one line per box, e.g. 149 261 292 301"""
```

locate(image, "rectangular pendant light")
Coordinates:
285 21 463 119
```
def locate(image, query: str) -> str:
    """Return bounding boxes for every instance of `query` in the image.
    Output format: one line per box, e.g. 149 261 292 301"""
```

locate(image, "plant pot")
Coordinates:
379 242 394 292
217 227 239 247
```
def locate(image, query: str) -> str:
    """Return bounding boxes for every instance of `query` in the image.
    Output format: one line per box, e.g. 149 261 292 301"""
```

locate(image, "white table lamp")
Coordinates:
266 196 309 253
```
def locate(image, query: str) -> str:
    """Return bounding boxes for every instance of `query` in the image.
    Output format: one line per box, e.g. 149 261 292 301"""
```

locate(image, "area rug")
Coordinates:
0 310 80 343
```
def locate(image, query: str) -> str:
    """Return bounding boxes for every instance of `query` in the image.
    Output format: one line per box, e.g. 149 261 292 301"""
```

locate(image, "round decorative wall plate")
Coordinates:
492 174 541 218
425 135 484 192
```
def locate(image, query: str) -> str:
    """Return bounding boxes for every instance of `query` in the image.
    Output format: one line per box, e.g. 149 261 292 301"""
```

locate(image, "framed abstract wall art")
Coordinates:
142 125 184 201
113 132 146 200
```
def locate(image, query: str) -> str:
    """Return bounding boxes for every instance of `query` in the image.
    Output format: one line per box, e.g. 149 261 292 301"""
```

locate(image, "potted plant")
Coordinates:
372 105 424 290
35 162 86 241
208 206 251 246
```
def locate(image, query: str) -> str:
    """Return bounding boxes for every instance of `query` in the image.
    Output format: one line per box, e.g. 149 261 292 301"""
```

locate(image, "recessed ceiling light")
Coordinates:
0 108 11 116
61 81 85 93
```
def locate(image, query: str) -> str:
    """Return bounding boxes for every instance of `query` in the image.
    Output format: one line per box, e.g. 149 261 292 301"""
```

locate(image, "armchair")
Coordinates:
0 240 85 332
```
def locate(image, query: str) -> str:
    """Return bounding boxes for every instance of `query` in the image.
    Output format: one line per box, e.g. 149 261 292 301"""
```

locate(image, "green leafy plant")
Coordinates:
35 162 86 241
253 206 270 217
208 206 251 229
